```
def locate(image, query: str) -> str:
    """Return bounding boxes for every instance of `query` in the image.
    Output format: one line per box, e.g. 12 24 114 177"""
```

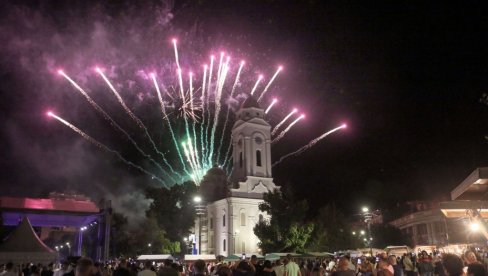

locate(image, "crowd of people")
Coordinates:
2 251 488 276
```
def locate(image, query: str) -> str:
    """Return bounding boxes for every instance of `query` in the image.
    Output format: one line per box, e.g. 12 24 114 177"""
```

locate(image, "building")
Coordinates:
195 96 279 256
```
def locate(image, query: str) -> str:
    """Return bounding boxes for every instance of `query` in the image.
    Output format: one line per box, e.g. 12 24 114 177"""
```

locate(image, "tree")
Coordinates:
254 190 314 253
307 203 361 252
145 181 197 241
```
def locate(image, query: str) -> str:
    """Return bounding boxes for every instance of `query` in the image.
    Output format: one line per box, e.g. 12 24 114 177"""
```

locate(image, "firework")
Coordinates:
50 39 345 185
257 66 282 102
272 114 305 144
273 124 347 166
265 98 278 114
250 74 264 95
48 111 168 186
272 108 298 135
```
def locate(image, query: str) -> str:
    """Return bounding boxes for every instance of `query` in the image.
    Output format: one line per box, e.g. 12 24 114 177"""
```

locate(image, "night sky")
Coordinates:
1 0 487 219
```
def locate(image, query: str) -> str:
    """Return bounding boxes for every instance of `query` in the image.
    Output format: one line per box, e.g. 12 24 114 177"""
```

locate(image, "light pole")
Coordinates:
148 243 152 253
194 196 205 255
362 207 373 256
234 229 239 254
66 242 71 256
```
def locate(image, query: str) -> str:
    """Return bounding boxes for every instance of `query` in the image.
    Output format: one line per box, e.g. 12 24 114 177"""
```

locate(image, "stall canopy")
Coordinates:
184 255 217 261
0 217 57 264
137 255 175 261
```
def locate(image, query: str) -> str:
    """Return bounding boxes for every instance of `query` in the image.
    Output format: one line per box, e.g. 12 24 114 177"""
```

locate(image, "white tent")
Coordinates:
0 217 58 264
137 255 175 261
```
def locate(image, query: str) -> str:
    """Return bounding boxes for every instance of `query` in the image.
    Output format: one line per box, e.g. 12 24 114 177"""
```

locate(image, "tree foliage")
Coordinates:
145 181 198 241
254 189 314 253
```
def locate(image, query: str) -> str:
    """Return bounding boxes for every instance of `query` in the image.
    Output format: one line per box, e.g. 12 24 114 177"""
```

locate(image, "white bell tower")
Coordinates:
230 96 277 198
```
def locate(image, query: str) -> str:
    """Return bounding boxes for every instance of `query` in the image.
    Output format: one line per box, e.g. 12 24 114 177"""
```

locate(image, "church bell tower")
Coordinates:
230 96 277 198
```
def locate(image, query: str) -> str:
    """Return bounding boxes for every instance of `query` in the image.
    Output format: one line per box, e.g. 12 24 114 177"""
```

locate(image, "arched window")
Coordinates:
240 212 246 226
223 239 226 251
223 214 226 227
256 150 262 167
239 152 243 168
259 214 264 223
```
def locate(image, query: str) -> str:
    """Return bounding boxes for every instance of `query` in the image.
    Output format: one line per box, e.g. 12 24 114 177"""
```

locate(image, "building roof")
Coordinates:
241 96 260 109
0 196 99 214
450 167 488 200
0 217 55 253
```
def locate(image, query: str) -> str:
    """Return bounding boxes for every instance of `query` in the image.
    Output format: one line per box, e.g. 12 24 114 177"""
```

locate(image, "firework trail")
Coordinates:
272 108 298 135
272 114 305 144
209 54 229 165
189 72 198 160
48 112 168 187
172 38 180 69
250 75 264 95
272 124 347 167
59 70 175 182
218 60 245 165
96 68 181 179
150 73 190 176
265 98 278 114
257 66 282 102
200 65 208 164
204 55 215 163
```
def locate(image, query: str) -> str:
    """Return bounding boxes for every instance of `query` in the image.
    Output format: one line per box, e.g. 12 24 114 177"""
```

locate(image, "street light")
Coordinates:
360 230 365 235
362 207 369 213
470 222 480 232
66 242 71 256
193 196 202 203
352 231 356 235
361 207 374 256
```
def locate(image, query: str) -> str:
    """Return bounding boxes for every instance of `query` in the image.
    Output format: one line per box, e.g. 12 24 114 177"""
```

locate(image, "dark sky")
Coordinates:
1 0 487 218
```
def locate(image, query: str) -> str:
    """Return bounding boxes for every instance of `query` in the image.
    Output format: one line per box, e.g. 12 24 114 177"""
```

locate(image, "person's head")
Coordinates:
164 260 173 267
193 260 206 275
388 256 397 266
275 260 281 266
216 265 231 276
337 257 349 271
285 254 293 263
61 261 70 271
442 254 464 276
119 259 127 268
250 255 258 265
263 261 272 269
144 261 152 269
464 251 478 265
467 263 486 276
380 253 388 261
76 257 94 276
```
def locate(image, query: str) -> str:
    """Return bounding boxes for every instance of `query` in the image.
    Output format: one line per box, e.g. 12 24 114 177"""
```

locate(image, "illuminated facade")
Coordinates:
195 96 279 256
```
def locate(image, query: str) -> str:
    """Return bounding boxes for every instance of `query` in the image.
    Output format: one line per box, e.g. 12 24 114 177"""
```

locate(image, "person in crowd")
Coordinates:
342 256 354 273
232 260 254 276
441 254 464 276
41 263 54 276
466 263 485 276
418 252 434 276
330 258 354 276
193 260 206 276
114 260 132 276
54 262 70 276
215 265 232 276
158 260 178 276
261 261 276 276
388 256 402 276
138 261 156 276
284 255 301 276
31 266 41 276
251 256 263 276
273 260 284 276
358 258 373 276
1 262 15 276
433 256 445 276
299 262 307 276
76 258 94 276
326 259 335 275
376 260 393 276
403 254 415 276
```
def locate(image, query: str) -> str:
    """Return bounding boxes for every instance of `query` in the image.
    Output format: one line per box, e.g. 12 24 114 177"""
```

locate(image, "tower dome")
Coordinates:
240 95 260 109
